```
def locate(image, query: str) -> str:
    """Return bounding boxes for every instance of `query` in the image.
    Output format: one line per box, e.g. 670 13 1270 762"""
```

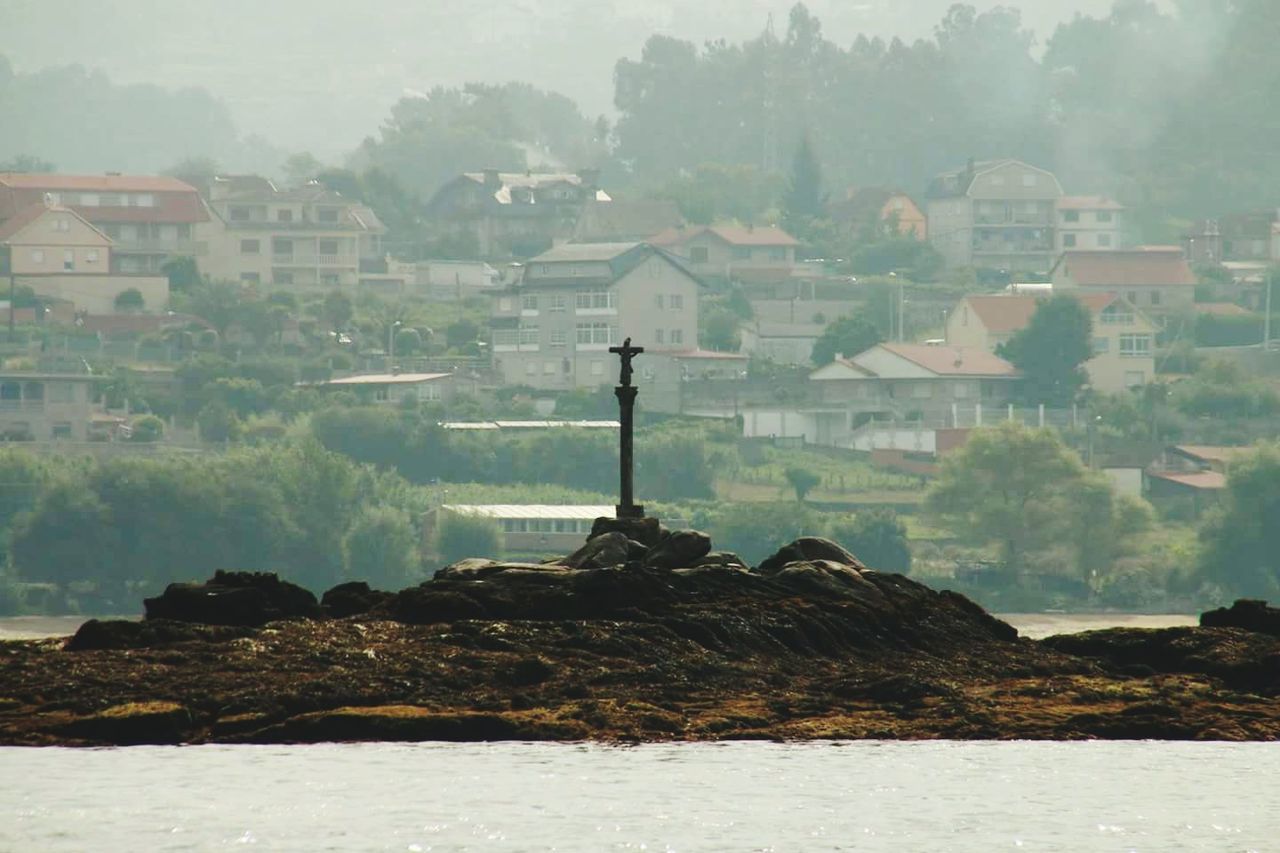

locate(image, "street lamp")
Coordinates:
388 320 402 361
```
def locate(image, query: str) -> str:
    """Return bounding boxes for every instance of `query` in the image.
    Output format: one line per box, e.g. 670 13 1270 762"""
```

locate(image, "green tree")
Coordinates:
129 415 165 443
435 512 502 566
197 400 242 443
926 422 1092 574
161 256 203 293
784 466 821 502
322 289 354 333
700 303 744 352
999 295 1092 406
810 314 882 365
343 506 421 588
184 280 241 336
783 133 824 227
113 288 145 312
0 154 55 172
10 480 119 591
1197 443 1280 598
707 501 822 566
826 509 911 572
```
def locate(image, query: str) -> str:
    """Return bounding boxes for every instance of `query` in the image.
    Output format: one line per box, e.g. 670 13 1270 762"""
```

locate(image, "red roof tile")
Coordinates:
1058 249 1196 287
0 174 208 224
880 343 1017 376
1148 470 1227 490
0 173 197 192
962 292 1122 334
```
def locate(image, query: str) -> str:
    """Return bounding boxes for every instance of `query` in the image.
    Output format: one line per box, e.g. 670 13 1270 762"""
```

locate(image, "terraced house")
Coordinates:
489 242 700 390
201 176 385 289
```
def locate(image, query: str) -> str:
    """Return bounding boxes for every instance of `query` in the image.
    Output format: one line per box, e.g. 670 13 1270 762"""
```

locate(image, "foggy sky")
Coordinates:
1 0 1130 160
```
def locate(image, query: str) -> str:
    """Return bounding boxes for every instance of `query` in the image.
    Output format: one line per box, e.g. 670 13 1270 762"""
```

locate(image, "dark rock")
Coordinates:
645 529 712 570
143 571 323 627
376 588 488 624
321 582 393 619
58 701 192 746
1201 599 1280 637
66 618 254 651
508 656 555 686
693 551 749 570
756 537 867 575
564 532 646 570
436 559 571 580
589 516 663 548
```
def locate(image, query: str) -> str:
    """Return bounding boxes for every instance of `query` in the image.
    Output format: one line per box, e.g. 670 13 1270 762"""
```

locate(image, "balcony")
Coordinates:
273 253 355 267
0 399 46 412
113 239 208 256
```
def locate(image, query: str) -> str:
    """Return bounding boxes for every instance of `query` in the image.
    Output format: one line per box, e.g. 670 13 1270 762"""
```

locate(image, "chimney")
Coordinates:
482 169 501 189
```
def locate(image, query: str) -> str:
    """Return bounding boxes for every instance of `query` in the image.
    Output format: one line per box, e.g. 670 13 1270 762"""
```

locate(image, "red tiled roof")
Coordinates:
1148 470 1227 490
650 224 799 247
0 174 207 224
880 343 1017 376
1058 249 1196 287
962 292 1121 334
1057 196 1125 211
1171 445 1250 466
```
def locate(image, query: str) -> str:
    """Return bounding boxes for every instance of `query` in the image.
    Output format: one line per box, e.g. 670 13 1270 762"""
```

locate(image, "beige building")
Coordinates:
490 242 701 390
202 176 385 289
946 292 1157 393
926 159 1064 272
0 173 209 274
0 201 169 313
1056 196 1125 252
0 371 102 441
1051 247 1196 318
651 224 798 280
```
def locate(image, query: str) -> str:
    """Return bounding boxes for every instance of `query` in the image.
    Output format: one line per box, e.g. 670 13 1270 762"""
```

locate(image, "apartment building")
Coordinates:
945 292 1157 392
201 176 385 289
0 201 169 313
489 242 701 390
0 173 208 274
1056 197 1125 252
926 159 1064 273
0 371 102 441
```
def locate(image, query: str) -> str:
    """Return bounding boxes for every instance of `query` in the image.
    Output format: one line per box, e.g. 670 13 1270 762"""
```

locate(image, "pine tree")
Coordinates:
783 134 824 227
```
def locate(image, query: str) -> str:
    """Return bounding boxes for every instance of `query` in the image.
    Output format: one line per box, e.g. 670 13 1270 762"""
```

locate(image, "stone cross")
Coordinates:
609 337 645 519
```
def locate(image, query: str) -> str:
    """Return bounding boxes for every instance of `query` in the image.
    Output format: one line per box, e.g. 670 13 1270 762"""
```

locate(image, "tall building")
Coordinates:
926 159 1063 273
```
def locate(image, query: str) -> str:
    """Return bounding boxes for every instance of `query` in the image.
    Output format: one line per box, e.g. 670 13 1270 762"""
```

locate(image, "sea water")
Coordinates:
3 741 1277 851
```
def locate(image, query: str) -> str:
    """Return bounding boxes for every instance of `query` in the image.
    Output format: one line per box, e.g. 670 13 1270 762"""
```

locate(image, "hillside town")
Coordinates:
2 1 1280 618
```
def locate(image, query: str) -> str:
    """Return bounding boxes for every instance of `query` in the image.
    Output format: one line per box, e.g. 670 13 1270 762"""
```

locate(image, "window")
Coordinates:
670 294 684 310
273 238 293 257
229 206 250 222
549 330 567 348
1098 233 1112 248
543 361 556 375
86 249 99 263
277 209 294 223
1063 210 1079 223
548 294 566 312
576 322 614 345
318 239 339 256
671 329 683 344
519 325 539 345
1093 337 1110 354
766 247 787 261
51 217 70 232
274 272 294 285
522 294 538 311
575 288 615 310
1150 290 1161 306
493 329 518 346
731 247 751 261
1063 234 1077 248
654 329 665 344
1097 211 1113 223
525 361 537 376
240 239 260 254
99 193 121 207
240 272 261 284
63 250 74 270
52 422 73 440
1119 334 1152 356
31 249 44 264
1100 304 1134 325
318 208 339 223
655 294 664 309
690 246 709 264
590 360 604 376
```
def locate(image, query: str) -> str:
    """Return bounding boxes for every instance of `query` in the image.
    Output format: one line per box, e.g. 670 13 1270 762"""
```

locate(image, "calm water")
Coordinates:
2 741 1276 851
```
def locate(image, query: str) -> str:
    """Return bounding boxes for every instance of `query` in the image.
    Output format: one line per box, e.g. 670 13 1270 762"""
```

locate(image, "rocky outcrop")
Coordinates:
644 530 712 570
1200 599 1280 637
756 537 867 575
67 618 254 651
144 570 323 627
321 582 394 619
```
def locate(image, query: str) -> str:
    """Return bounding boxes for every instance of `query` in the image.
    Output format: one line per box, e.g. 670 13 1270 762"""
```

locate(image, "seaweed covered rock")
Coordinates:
321 582 394 619
1200 599 1280 637
564 532 647 570
144 570 324 627
66 618 255 651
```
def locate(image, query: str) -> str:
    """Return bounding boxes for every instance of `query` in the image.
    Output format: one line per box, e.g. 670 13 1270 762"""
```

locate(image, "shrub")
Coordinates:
129 414 165 443
343 506 421 589
434 512 501 567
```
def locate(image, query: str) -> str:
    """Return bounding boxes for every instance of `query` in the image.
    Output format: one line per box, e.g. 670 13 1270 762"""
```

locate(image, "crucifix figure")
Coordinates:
608 337 645 519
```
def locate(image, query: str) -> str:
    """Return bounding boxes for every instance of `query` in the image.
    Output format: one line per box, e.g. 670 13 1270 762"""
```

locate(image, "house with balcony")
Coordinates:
489 242 701 390
945 292 1157 392
650 224 799 281
426 170 610 259
0 173 209 274
1056 197 1125 252
0 201 169 313
0 371 103 441
201 176 385 289
1051 247 1196 318
926 159 1064 273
